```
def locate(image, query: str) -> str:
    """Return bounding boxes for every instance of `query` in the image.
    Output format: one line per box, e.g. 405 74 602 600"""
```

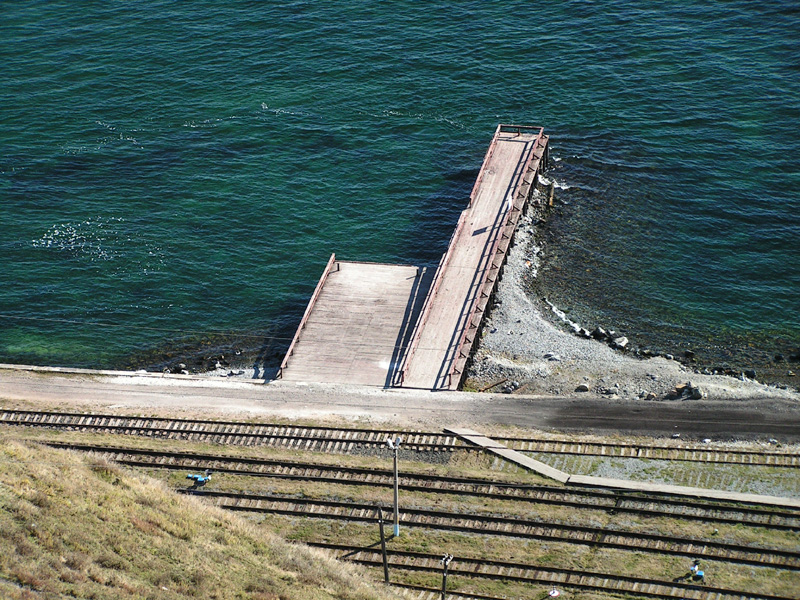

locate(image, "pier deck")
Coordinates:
401 125 547 389
278 260 433 386
279 124 548 390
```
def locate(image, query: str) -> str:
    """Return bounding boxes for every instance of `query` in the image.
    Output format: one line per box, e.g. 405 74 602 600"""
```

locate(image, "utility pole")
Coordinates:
440 554 453 600
386 436 402 536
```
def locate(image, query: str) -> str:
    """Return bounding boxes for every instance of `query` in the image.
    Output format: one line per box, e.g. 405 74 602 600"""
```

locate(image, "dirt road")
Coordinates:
2 367 799 442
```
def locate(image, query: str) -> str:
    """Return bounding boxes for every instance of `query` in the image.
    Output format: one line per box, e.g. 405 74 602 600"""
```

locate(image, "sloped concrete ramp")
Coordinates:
446 428 800 509
445 427 570 483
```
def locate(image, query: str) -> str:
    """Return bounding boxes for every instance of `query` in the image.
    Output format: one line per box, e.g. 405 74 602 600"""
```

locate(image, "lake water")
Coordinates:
2 1 798 384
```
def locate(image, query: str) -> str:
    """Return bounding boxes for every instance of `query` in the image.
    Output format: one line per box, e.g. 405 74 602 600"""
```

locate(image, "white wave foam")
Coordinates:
31 217 165 272
358 107 467 129
260 103 307 117
32 217 123 261
537 173 572 190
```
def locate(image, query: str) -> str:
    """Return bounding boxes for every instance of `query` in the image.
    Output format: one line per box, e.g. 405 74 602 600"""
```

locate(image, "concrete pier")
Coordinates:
278 124 549 390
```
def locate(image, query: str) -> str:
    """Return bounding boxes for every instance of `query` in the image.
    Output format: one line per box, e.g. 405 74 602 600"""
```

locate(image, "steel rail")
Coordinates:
0 409 459 451
4 409 797 465
498 437 800 467
184 490 800 571
310 542 796 600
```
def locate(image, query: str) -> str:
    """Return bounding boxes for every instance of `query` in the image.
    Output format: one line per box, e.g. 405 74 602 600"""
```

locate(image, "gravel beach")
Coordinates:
466 199 800 404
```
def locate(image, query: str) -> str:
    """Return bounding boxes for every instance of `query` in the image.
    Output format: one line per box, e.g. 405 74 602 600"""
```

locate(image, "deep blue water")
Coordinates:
1 2 798 380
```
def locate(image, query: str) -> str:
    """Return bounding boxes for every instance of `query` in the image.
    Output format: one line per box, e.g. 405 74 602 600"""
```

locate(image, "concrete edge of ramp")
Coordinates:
445 427 570 483
445 428 800 510
567 474 800 509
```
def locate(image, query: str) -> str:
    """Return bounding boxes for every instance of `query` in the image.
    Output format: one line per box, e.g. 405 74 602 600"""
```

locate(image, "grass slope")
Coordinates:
0 433 401 600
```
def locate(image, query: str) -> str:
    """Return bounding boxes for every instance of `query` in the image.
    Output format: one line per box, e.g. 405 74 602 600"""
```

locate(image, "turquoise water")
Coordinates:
1 2 798 379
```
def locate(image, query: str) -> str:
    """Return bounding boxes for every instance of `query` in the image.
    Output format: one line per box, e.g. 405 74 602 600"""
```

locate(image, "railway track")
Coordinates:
498 437 800 467
45 442 800 530
0 409 458 451
3 409 798 465
311 542 797 600
183 489 800 571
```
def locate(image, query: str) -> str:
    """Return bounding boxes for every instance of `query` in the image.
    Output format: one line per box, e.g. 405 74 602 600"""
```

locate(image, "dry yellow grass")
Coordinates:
0 432 402 600
3 421 799 599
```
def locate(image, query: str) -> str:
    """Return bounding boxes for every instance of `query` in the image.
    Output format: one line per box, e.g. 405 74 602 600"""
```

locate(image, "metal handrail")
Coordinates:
278 253 337 378
400 126 509 385
499 123 544 136
446 129 546 388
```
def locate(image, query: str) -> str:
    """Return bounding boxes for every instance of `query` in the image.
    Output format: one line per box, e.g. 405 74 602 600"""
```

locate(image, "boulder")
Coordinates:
575 384 590 392
591 326 608 340
611 336 629 350
672 382 690 397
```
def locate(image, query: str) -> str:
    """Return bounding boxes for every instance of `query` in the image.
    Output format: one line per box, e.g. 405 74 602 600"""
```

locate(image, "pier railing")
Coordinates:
400 125 547 389
446 128 547 388
397 217 467 385
278 253 338 378
397 125 509 386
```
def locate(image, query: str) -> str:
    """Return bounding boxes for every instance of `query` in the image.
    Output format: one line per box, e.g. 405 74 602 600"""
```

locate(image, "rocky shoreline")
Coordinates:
465 195 800 403
178 190 798 403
